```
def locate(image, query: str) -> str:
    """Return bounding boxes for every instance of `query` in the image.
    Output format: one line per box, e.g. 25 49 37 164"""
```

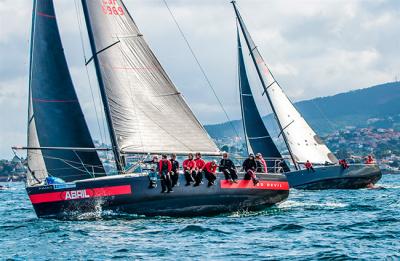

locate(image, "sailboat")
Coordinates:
232 1 382 189
15 0 289 218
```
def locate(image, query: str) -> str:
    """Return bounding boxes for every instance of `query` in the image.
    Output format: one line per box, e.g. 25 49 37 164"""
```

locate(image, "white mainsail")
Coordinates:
234 3 337 164
82 0 220 155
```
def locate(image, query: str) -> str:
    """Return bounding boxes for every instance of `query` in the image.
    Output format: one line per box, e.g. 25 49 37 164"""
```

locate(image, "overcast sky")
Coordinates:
0 0 399 158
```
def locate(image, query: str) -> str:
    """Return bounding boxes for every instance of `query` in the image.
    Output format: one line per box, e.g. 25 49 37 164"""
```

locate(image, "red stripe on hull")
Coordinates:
220 180 289 190
29 185 132 204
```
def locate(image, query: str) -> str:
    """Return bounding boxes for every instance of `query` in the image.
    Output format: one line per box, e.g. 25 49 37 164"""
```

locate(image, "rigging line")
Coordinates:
162 0 240 138
310 99 336 133
74 0 105 145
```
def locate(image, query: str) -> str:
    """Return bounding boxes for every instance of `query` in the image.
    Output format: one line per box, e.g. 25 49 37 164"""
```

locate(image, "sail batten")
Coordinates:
80 0 220 156
27 0 106 184
233 2 337 165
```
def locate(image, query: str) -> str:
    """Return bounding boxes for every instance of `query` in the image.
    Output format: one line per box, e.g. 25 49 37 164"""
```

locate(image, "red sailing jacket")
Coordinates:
158 159 172 174
183 159 196 171
204 162 217 174
305 161 313 169
194 158 206 171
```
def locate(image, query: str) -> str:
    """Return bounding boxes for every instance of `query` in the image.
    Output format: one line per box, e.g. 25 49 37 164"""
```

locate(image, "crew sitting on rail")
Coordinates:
204 160 218 187
170 153 180 187
219 152 238 183
305 160 315 172
242 153 260 185
365 155 375 164
194 152 206 187
339 159 349 169
144 155 159 188
256 153 267 173
183 153 196 186
159 154 173 193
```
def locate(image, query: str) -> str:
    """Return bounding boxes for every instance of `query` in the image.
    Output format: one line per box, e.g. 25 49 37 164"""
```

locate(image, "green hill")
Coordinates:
205 81 400 139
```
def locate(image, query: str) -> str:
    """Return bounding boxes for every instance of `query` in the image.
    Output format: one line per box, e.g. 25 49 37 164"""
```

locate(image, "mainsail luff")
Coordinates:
237 28 290 172
81 0 123 172
27 0 106 183
232 1 337 165
80 0 220 156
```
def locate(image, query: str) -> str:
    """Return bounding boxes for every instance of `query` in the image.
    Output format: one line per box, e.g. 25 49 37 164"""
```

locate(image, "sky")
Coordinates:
0 0 399 159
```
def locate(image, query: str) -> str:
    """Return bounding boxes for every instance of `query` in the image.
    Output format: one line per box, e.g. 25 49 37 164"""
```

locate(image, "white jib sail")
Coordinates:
237 9 337 164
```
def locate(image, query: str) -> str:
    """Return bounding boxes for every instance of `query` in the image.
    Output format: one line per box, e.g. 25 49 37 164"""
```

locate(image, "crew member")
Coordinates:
159 154 173 193
170 154 180 187
183 153 196 186
219 152 238 183
144 155 159 188
305 160 315 172
194 152 206 186
365 155 375 164
339 159 349 169
204 160 218 187
255 153 267 173
242 153 259 185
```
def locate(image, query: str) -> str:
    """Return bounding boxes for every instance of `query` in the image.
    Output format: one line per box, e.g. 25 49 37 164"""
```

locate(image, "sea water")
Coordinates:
1 175 399 260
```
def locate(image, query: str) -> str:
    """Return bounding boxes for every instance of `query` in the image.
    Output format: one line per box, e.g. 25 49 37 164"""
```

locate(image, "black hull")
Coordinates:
26 173 289 218
285 164 382 190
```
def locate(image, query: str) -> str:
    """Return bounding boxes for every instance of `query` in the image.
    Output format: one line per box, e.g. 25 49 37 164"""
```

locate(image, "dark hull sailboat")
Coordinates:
285 164 381 189
232 1 381 189
19 0 289 218
27 173 289 218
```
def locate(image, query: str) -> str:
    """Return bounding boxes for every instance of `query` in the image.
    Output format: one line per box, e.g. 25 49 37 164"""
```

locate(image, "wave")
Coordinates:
268 223 305 232
278 200 348 210
178 224 230 234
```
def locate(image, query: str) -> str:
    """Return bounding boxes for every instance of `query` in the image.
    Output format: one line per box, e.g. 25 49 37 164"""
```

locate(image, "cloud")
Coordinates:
0 0 399 158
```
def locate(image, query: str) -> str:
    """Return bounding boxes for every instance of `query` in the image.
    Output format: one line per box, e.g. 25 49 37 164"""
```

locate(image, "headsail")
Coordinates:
27 0 106 184
233 2 337 165
80 0 220 156
237 29 290 171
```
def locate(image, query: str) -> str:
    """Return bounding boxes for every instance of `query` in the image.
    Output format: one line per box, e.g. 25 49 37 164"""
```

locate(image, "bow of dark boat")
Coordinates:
26 172 289 218
285 164 382 190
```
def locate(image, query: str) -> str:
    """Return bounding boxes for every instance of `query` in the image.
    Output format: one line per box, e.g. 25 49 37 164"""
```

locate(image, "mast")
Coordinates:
80 1 123 172
232 1 299 170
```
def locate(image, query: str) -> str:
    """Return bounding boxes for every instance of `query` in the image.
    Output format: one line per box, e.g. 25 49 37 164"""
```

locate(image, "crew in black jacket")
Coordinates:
219 152 238 183
170 153 180 187
242 153 260 185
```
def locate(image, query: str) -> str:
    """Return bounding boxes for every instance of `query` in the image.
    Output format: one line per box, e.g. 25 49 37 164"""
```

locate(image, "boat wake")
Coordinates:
278 200 348 210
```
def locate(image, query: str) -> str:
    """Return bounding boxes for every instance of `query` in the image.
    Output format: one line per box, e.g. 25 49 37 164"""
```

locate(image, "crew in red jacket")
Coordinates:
183 153 196 186
304 160 315 172
193 152 206 186
159 154 173 193
204 160 218 187
365 155 375 164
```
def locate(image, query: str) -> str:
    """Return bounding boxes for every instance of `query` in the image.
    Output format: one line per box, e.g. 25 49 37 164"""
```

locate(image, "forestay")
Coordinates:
234 3 337 164
81 0 220 155
27 0 106 184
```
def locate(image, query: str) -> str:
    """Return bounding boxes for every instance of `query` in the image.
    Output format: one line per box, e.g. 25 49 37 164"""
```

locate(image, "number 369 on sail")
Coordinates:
101 0 125 16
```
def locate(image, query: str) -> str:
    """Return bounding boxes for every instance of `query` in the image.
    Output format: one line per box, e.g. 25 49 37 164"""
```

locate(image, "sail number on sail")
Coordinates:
101 0 124 16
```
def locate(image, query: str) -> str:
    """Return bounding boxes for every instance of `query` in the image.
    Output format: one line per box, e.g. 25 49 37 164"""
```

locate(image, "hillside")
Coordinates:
205 81 400 139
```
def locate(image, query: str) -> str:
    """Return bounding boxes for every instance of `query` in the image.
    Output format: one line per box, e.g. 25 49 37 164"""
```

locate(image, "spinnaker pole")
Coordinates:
80 0 123 172
232 1 299 170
